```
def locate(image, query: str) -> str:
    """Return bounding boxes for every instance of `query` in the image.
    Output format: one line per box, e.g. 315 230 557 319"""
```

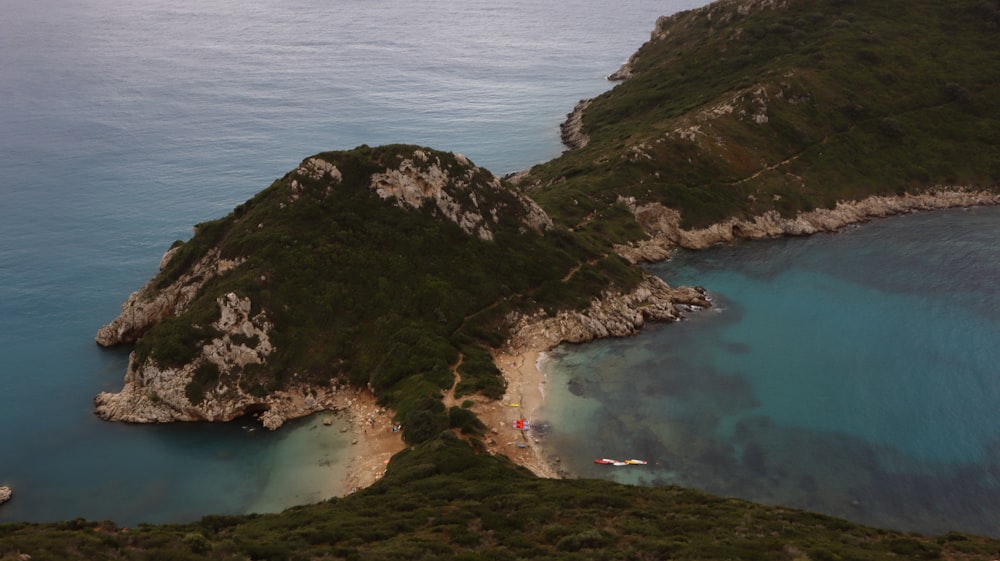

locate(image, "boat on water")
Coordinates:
594 458 647 466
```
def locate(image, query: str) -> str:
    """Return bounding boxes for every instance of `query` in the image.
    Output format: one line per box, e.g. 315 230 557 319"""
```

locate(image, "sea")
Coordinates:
0 0 709 525
0 0 997 538
539 208 1000 537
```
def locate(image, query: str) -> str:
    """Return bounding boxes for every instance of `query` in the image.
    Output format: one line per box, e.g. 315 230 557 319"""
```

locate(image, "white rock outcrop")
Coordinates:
0 486 11 505
96 247 244 347
369 150 552 240
615 189 1000 262
505 273 710 354
95 292 307 428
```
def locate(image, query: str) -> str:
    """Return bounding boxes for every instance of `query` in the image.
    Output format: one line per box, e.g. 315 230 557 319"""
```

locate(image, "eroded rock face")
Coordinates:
504 273 711 354
95 292 304 428
95 247 244 347
615 189 1000 262
369 149 552 240
560 100 591 150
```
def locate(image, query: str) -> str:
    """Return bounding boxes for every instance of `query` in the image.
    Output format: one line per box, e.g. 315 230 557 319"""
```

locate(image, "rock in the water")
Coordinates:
0 485 12 505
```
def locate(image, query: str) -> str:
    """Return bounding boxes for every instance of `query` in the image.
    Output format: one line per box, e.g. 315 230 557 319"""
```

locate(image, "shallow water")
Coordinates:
539 208 1000 537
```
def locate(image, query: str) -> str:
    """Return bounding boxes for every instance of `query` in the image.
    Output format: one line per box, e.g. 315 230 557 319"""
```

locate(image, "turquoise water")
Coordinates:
539 208 1000 537
0 0 707 524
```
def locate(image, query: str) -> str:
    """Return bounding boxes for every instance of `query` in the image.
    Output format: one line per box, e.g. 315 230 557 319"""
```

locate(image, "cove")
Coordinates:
538 206 1000 538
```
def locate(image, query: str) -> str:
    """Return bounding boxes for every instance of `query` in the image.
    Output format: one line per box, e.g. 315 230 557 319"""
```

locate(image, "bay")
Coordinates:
539 207 1000 537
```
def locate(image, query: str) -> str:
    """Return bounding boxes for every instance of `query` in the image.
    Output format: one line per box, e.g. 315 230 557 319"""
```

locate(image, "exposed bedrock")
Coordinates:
614 189 1000 263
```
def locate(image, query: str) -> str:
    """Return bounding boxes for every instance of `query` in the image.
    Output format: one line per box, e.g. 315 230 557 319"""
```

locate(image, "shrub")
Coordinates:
449 407 486 435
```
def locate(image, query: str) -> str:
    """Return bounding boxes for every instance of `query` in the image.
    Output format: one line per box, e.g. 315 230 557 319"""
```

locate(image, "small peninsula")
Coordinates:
94 144 709 449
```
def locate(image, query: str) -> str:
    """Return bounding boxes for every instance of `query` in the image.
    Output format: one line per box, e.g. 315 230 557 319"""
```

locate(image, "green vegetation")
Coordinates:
129 144 639 444
65 0 1000 553
3 434 999 560
525 0 1000 234
115 0 1000 447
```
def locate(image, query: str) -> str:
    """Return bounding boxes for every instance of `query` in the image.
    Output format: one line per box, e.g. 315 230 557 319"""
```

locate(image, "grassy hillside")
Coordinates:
3 433 999 560
525 0 1000 233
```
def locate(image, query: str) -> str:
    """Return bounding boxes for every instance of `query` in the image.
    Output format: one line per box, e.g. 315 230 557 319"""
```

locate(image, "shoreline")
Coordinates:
474 345 563 479
94 191 1000 500
616 188 1000 262
464 190 1000 483
326 390 406 496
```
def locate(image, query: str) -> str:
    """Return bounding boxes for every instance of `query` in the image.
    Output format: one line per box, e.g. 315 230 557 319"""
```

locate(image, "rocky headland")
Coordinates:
93 146 676 435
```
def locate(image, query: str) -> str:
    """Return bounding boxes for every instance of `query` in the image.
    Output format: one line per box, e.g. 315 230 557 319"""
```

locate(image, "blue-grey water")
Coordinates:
0 0 710 525
539 208 1000 537
3 0 998 539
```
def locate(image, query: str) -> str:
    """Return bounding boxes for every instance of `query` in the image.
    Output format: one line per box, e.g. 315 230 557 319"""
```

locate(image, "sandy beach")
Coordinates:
335 332 564 497
327 390 407 495
473 346 562 479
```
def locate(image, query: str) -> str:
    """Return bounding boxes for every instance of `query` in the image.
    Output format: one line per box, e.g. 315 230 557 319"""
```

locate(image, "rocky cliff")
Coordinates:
96 291 306 429
559 100 591 151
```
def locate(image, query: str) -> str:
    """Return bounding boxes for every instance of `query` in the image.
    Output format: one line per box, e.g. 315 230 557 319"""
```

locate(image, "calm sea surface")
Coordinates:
0 0 708 524
539 208 1000 537
1 0 998 538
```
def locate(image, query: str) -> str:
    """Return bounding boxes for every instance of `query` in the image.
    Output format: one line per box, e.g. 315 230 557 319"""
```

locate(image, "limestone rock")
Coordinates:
96 246 244 347
615 189 1000 262
94 291 310 428
370 149 552 240
0 486 11 505
505 273 710 354
560 100 591 150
